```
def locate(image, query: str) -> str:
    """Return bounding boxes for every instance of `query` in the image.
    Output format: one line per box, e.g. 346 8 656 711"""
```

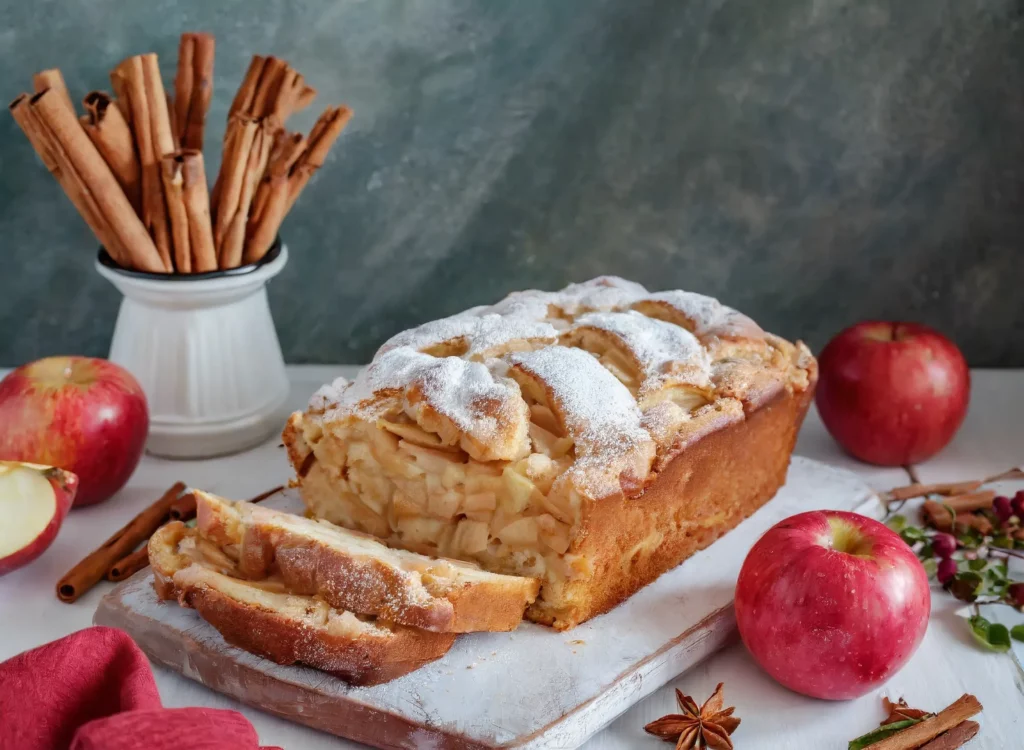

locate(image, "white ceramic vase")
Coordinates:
95 246 291 459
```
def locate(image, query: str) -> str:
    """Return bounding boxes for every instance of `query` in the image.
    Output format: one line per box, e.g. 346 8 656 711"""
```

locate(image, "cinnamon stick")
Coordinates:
160 155 191 273
923 491 996 530
32 68 76 116
245 131 306 263
213 116 258 251
884 480 983 502
249 485 285 504
56 482 186 602
228 55 266 118
10 93 128 267
221 122 273 268
106 544 150 582
286 106 351 212
867 694 981 750
28 88 165 273
249 56 289 119
919 721 980 750
168 490 197 521
174 32 215 150
295 84 317 113
177 150 218 272
112 54 175 272
81 91 141 213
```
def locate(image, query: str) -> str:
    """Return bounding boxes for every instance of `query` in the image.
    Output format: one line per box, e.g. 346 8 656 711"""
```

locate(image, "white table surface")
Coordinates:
1 365 1021 749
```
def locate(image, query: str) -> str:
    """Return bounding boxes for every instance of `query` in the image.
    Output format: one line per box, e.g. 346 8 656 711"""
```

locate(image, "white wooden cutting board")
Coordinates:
94 457 879 749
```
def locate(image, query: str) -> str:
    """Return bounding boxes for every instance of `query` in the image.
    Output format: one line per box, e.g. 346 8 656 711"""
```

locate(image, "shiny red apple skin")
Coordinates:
0 357 148 507
735 510 930 701
815 321 970 466
0 462 78 575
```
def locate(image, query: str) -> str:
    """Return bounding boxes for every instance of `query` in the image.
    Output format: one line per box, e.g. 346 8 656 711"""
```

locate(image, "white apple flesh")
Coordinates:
0 461 78 576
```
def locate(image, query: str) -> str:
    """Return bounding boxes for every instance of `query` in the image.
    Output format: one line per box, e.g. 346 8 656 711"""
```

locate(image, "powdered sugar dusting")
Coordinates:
635 290 763 338
572 311 711 389
343 347 520 436
379 313 558 358
509 346 649 456
485 276 648 320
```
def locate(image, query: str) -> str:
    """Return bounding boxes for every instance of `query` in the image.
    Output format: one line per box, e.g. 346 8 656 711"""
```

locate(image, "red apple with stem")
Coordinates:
815 321 969 466
0 461 78 575
0 357 148 507
735 510 930 700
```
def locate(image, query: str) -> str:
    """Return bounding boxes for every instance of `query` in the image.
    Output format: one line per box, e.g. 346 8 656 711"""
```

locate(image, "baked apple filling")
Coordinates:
303 398 584 587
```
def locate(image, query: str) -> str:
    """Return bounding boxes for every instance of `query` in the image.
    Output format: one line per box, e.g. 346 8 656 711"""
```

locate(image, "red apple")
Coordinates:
816 321 970 465
735 510 930 700
0 357 148 507
0 461 78 575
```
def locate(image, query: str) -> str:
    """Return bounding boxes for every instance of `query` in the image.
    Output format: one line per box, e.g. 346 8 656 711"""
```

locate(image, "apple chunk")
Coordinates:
0 462 78 576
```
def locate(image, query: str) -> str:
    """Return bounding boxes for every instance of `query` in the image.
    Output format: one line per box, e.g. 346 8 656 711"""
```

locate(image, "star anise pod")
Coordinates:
644 683 741 749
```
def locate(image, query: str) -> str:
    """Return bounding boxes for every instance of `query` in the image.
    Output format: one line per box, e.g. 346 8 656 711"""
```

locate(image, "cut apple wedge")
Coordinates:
0 461 78 576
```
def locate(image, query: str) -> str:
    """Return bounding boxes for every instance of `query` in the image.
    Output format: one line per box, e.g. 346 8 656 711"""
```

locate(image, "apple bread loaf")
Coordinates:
284 277 817 630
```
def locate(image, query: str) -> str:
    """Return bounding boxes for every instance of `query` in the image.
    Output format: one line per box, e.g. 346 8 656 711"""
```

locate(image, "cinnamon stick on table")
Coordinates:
174 32 215 151
107 485 285 581
883 480 983 503
867 694 982 750
24 88 165 273
106 544 150 582
111 54 176 272
56 482 186 603
80 91 141 212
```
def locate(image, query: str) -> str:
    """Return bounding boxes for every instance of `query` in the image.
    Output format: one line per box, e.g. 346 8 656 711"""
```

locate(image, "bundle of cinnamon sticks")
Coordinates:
10 32 351 274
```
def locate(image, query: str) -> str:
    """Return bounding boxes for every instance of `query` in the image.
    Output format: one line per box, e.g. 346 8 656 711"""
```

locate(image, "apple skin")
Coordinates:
815 321 969 466
0 462 78 576
0 357 148 507
735 510 930 701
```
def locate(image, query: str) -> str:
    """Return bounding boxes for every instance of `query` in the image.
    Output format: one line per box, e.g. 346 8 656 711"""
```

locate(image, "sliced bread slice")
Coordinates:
149 522 455 686
194 490 540 633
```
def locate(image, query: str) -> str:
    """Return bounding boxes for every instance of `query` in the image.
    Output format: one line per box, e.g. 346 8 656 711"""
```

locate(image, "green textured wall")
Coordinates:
2 0 1023 365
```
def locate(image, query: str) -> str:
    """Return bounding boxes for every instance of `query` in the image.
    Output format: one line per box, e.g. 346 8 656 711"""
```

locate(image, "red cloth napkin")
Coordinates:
0 626 279 750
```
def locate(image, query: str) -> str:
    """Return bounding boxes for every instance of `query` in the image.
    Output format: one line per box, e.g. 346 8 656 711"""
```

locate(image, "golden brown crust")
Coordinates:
148 522 455 685
530 368 816 629
195 490 539 633
177 582 454 686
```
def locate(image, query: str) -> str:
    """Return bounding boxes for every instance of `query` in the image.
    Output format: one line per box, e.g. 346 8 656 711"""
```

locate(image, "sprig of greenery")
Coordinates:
886 493 1024 653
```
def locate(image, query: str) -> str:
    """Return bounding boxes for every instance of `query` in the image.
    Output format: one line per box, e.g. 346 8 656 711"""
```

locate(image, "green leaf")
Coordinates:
968 615 1012 653
949 572 984 602
956 527 984 548
1016 539 1024 550
848 719 923 750
968 558 988 571
921 558 938 579
1011 625 1024 642
886 515 907 532
992 535 1014 549
900 527 928 544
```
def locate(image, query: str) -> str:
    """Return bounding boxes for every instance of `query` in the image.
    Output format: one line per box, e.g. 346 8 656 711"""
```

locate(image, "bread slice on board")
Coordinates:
194 490 540 633
149 522 455 686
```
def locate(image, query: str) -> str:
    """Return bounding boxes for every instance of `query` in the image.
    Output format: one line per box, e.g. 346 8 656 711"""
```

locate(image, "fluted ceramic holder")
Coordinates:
95 243 291 459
